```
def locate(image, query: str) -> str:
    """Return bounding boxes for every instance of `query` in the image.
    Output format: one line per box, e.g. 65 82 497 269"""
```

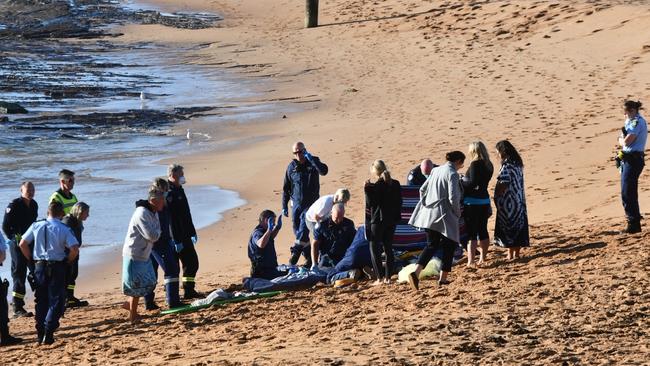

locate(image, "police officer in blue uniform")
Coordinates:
282 142 328 267
19 201 79 345
618 100 647 234
1 235 23 346
2 181 38 317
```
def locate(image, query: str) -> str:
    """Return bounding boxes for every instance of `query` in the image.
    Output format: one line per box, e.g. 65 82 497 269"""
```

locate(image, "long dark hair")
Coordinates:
495 140 523 167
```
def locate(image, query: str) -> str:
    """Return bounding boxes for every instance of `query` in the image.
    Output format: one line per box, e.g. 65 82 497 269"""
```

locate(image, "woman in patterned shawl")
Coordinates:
494 140 529 260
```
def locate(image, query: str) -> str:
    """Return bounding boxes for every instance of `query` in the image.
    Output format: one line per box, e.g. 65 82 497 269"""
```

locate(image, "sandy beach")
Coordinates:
2 0 650 364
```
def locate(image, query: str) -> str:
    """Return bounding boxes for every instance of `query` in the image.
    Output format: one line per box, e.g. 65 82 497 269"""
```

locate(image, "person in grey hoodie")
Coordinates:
121 189 164 323
407 151 465 290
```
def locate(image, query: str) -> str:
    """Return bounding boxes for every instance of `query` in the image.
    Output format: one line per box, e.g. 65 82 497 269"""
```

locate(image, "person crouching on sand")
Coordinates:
407 151 465 290
121 189 164 323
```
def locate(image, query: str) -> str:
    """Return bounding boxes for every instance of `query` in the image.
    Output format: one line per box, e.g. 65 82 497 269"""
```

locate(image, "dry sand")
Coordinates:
3 0 650 364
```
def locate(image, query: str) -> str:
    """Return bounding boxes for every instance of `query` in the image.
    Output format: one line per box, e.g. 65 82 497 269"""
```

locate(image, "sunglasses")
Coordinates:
293 149 305 155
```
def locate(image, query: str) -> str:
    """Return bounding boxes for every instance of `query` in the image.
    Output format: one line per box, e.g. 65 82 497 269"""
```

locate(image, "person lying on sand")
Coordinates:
121 189 164 324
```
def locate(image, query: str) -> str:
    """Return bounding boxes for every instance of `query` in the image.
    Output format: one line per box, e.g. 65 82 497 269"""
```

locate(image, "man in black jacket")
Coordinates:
2 182 38 317
282 142 328 267
167 164 202 299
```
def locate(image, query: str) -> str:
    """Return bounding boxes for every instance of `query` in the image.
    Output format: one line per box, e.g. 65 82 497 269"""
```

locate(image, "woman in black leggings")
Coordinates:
365 160 402 285
461 141 494 267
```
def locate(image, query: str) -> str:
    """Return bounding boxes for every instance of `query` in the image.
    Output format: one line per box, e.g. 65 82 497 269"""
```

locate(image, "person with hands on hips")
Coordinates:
247 210 285 280
282 141 328 268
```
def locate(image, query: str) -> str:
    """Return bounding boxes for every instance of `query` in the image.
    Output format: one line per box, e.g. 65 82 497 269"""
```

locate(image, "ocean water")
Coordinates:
0 9 278 286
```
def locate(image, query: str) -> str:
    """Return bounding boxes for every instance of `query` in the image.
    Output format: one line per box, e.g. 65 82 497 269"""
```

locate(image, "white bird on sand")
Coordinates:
186 129 191 140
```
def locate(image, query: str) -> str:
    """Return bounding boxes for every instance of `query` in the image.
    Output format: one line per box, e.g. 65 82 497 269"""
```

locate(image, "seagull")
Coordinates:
186 129 191 140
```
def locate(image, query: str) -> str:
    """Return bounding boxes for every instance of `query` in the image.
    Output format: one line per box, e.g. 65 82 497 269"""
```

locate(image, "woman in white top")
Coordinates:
305 188 350 267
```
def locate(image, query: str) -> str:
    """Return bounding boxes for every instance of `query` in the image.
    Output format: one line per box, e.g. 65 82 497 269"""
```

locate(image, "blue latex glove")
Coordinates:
267 217 275 232
304 151 313 162
275 214 283 231
174 241 184 253
282 208 289 217
191 235 198 245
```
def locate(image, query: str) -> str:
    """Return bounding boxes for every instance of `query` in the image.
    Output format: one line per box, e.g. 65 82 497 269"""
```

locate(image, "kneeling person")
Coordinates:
248 210 284 280
311 204 356 269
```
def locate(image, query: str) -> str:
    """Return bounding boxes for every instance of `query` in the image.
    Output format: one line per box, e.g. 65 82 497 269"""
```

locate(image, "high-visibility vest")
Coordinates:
49 191 79 215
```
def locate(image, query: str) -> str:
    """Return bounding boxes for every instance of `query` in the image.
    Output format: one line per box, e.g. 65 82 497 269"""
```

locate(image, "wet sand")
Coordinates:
3 0 650 364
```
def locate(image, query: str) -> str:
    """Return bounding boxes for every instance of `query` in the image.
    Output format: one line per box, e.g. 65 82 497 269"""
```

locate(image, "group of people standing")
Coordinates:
248 138 532 291
0 163 204 345
0 169 88 346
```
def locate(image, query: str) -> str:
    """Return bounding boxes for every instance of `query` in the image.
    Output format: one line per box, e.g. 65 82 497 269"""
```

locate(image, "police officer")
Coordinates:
1 235 23 346
19 201 79 345
282 142 328 267
618 100 647 233
2 181 38 317
49 169 79 215
166 164 201 299
406 159 436 186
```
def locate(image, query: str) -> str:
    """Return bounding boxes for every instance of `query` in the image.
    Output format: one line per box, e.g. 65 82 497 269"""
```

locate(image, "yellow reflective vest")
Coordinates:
49 190 79 215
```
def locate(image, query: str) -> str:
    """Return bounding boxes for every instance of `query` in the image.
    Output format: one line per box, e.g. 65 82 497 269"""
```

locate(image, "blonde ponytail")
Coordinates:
371 160 391 182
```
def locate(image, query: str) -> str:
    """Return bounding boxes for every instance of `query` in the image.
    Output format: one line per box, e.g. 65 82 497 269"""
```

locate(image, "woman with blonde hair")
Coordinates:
365 160 402 285
307 188 351 268
462 141 494 267
62 202 90 308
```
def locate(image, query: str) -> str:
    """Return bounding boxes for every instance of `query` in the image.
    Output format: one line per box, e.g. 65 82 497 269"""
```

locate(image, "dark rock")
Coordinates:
0 101 28 114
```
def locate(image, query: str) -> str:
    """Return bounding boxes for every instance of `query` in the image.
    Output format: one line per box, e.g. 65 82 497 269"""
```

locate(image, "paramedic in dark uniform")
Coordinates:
1 235 23 346
282 142 328 267
406 159 436 186
2 181 38 317
618 100 647 233
167 164 202 299
19 201 79 345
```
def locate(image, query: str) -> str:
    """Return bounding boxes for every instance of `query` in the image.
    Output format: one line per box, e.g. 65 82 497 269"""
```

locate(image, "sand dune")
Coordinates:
3 0 649 364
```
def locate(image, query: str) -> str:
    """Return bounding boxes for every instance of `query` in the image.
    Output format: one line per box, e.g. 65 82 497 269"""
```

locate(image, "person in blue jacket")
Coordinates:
282 142 328 267
144 178 182 310
326 225 373 284
248 210 284 280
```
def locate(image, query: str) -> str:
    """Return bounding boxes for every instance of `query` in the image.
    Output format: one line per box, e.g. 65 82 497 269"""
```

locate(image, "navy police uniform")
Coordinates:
282 156 328 266
2 197 38 310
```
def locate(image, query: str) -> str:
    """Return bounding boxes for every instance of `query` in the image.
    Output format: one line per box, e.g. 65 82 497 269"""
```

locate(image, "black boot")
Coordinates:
12 304 33 318
42 330 55 345
289 251 301 266
623 219 642 234
183 283 203 300
0 326 23 346
66 291 89 308
36 328 44 345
